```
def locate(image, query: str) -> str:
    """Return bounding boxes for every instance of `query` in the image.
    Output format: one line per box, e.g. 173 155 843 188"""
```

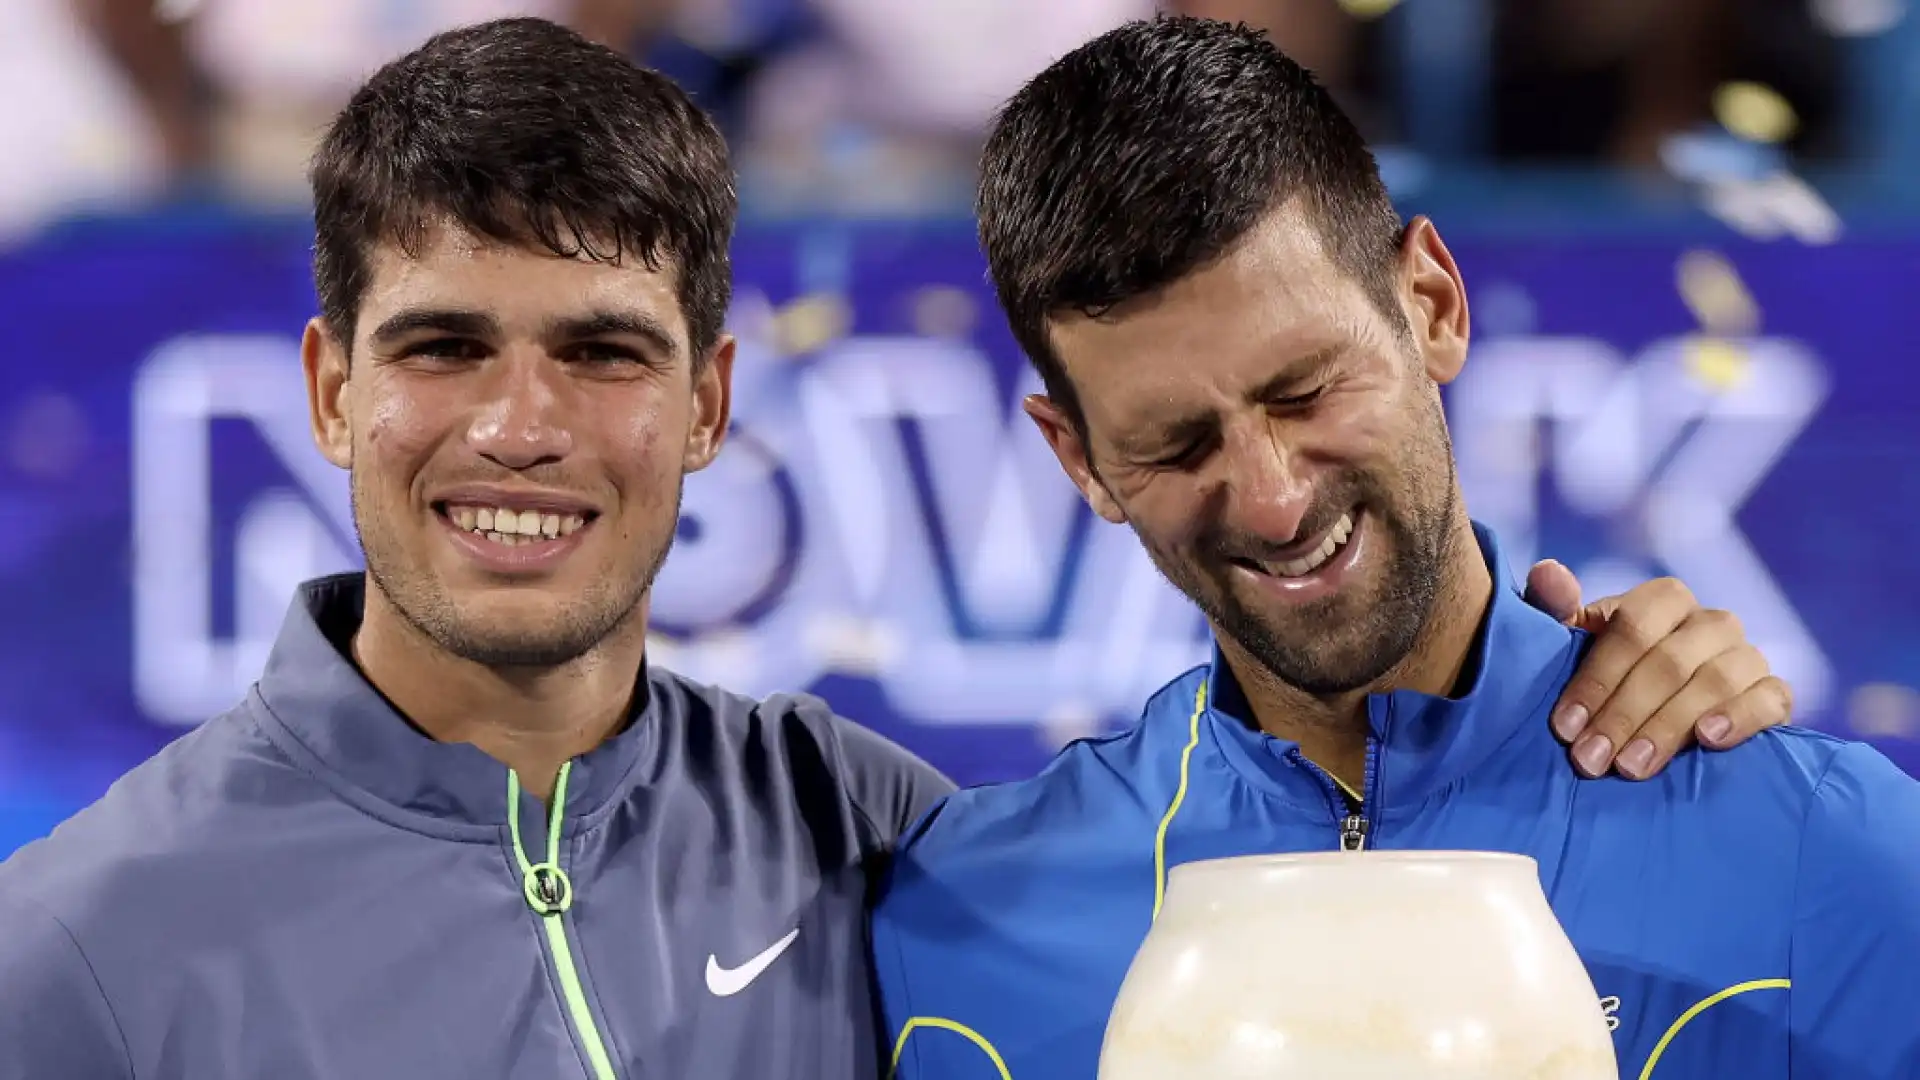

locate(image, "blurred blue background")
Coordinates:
2 0 1918 856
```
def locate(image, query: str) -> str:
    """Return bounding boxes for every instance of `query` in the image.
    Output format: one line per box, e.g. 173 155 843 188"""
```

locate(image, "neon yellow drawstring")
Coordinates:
507 761 575 915
504 761 617 1079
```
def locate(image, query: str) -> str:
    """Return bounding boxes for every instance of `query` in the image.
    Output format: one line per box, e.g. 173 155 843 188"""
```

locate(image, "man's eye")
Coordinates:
1153 438 1211 469
405 338 485 362
1272 386 1325 409
568 343 642 365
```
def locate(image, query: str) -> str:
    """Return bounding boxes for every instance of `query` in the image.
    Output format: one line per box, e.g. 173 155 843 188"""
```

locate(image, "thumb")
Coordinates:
1523 559 1584 625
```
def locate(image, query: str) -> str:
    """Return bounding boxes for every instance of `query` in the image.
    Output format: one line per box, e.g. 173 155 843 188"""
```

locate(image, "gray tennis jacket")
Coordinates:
0 574 953 1079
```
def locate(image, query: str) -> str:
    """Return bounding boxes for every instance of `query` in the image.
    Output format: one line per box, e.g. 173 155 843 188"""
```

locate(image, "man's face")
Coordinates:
1032 204 1469 694
302 221 732 668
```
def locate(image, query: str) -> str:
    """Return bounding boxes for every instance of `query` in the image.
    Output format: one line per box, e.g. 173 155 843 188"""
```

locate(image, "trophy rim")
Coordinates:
1167 849 1540 881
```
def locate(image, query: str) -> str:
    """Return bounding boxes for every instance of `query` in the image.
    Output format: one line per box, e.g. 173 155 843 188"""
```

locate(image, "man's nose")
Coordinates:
466 349 573 470
1219 427 1312 545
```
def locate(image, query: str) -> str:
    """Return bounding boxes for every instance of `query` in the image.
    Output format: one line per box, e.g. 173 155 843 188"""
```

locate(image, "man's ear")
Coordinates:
1396 215 1471 386
684 334 735 472
1023 394 1125 523
303 318 353 468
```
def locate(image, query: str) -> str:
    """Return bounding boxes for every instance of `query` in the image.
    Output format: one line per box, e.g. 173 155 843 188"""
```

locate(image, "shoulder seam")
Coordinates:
1047 664 1210 761
3 888 137 1080
849 798 887 853
800 700 888 850
875 883 922 1077
1785 740 1850 1042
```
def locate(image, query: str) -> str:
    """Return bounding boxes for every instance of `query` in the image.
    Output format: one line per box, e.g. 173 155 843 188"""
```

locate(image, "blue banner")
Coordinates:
1 216 1915 856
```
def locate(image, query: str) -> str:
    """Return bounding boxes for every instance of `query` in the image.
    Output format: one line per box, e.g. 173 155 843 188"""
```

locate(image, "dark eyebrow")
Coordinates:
1245 344 1342 404
367 307 502 348
1127 344 1345 452
1108 408 1214 461
542 310 682 362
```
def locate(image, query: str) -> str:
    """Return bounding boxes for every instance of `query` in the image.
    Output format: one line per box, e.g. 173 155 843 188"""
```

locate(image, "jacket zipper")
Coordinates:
1298 701 1387 852
1342 734 1381 851
508 763 620 1080
1339 808 1370 852
1347 699 1388 851
1288 746 1373 851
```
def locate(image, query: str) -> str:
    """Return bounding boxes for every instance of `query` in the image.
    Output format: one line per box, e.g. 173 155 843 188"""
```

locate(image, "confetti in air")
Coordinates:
1850 684 1920 740
1337 0 1402 18
772 294 852 357
1713 82 1800 145
1675 250 1760 392
911 288 979 341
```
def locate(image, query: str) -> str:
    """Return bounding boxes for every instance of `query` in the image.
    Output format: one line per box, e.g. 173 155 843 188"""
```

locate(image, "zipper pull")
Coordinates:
1340 814 1369 852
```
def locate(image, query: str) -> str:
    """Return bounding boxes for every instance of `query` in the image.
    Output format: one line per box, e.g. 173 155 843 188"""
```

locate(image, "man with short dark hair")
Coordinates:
872 17 1920 1080
0 15 1806 1080
0 19 948 1080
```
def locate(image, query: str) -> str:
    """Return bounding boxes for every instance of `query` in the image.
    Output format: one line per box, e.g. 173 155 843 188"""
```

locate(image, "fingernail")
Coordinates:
1553 704 1589 742
1617 738 1656 779
1574 733 1613 777
1699 715 1733 746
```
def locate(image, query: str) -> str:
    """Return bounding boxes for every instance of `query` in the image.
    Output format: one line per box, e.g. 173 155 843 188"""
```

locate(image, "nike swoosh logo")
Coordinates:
705 928 800 998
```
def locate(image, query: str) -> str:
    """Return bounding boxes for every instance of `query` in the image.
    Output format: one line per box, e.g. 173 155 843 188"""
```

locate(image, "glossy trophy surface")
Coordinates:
1100 851 1618 1079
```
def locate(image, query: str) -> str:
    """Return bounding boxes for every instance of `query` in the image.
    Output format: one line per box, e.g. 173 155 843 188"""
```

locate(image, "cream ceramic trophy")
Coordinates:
1099 851 1617 1079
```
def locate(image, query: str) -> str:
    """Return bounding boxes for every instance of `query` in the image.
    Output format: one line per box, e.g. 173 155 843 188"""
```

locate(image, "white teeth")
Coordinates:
446 504 589 543
1262 512 1356 579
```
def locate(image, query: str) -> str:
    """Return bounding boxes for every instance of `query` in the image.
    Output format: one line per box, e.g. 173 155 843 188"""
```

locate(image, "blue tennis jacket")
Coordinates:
871 526 1920 1080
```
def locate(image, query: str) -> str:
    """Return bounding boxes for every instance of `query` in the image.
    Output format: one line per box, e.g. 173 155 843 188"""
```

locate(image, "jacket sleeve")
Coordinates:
0 890 134 1079
869 805 984 1080
1787 743 1920 1079
869 862 930 1080
825 708 957 845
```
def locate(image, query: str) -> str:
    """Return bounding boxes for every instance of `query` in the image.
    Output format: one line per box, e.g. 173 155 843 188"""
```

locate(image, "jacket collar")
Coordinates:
1203 523 1586 814
252 574 657 828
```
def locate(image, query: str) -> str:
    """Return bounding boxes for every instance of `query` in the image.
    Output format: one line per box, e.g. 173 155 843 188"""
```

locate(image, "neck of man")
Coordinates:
1223 511 1492 794
350 577 649 803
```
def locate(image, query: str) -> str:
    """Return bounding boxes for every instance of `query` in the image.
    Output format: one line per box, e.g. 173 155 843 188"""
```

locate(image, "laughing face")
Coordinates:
302 220 732 668
1029 202 1469 695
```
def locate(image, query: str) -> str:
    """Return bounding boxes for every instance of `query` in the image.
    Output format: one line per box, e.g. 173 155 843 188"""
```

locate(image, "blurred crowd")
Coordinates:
0 0 1888 240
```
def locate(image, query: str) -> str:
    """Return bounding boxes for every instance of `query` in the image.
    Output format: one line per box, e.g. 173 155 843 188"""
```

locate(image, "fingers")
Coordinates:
1522 559 1583 625
1562 608 1742 777
1550 577 1698 749
1698 674 1795 751
1597 644 1771 780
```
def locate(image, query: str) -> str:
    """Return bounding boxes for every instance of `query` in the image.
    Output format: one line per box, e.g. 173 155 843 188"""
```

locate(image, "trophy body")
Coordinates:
1100 851 1618 1080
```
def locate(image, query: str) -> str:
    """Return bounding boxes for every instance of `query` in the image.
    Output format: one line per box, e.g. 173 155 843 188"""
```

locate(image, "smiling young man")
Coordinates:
0 16 1809 1080
0 19 939 1080
871 18 1920 1080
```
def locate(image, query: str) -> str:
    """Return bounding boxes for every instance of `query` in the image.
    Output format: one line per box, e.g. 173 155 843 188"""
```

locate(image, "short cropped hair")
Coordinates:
310 17 736 360
977 17 1405 430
